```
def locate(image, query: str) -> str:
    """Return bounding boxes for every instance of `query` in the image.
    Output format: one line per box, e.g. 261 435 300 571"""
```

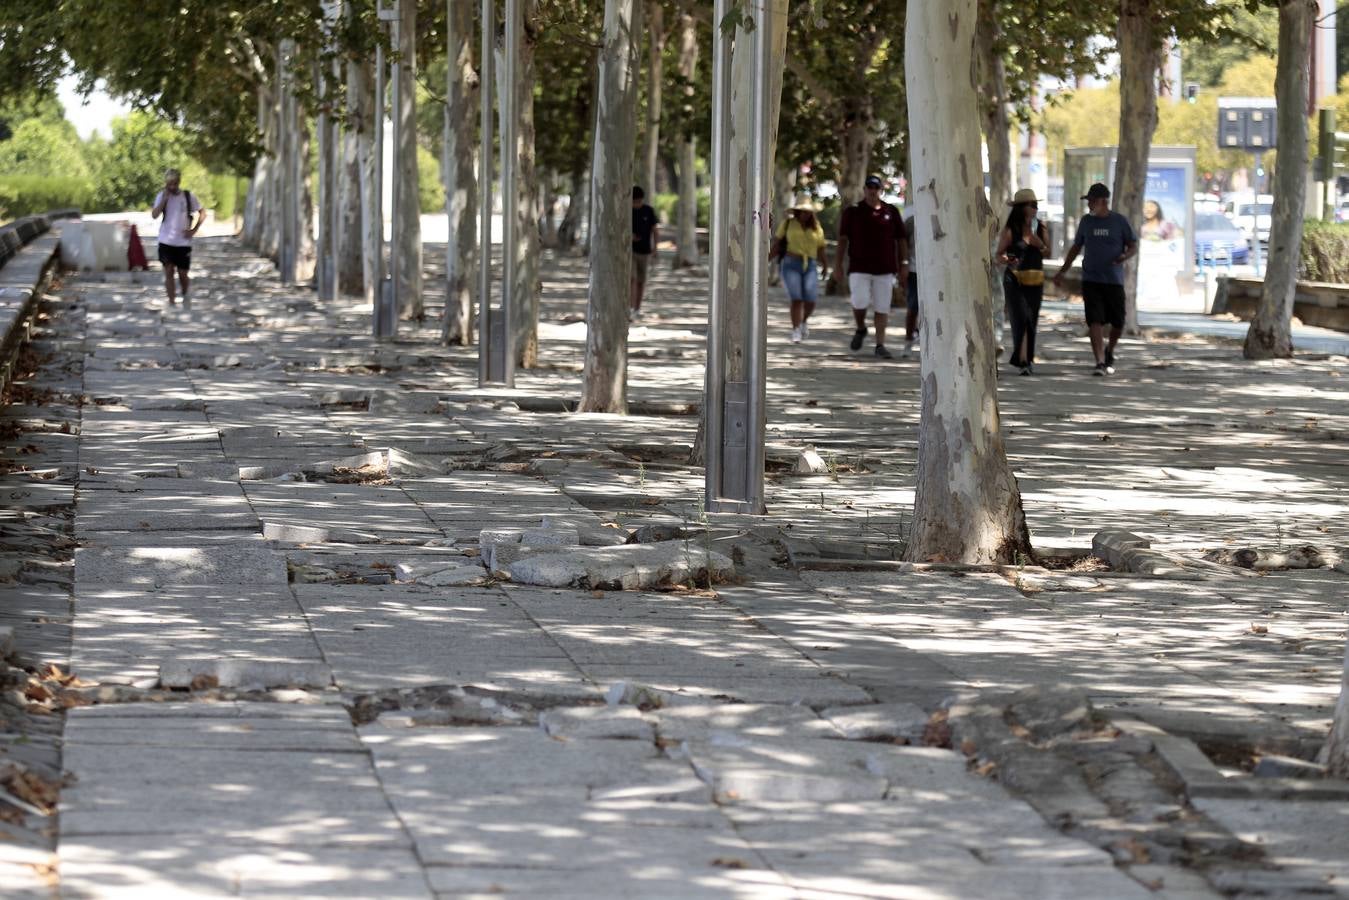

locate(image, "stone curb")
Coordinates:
1110 715 1349 802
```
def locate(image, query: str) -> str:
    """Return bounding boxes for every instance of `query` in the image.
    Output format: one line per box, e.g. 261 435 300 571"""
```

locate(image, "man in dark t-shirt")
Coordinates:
631 186 660 319
831 175 910 359
1053 182 1137 375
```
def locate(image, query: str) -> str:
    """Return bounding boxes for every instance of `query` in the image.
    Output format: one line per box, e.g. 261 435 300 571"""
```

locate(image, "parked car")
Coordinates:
1228 195 1273 244
1335 200 1349 224
1194 213 1250 267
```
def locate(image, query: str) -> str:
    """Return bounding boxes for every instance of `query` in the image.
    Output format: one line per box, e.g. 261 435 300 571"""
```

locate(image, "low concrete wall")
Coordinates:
0 210 78 389
1215 276 1349 333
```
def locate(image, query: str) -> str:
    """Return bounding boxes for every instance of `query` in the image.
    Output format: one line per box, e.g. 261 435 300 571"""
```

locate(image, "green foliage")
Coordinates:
779 0 908 194
0 175 95 220
208 174 249 221
650 189 710 229
0 117 91 178
1299 220 1349 284
417 145 444 214
85 111 195 211
0 90 66 141
1181 5 1278 89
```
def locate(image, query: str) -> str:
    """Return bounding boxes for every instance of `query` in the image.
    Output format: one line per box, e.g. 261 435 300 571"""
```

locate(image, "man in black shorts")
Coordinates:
1053 183 1137 375
151 168 205 305
630 186 659 320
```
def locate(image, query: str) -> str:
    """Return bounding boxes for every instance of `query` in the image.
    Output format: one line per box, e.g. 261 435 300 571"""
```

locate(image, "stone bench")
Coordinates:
0 210 79 388
1215 275 1349 333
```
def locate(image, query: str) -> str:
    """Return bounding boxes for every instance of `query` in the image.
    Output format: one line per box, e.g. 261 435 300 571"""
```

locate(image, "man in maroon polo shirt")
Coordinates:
831 175 909 359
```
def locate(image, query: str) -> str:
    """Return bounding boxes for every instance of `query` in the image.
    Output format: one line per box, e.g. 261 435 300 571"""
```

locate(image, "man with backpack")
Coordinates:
151 168 205 305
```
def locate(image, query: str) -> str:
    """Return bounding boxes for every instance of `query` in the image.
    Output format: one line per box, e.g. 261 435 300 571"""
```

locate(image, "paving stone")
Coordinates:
73 542 288 586
820 701 929 741
71 585 322 685
650 703 839 741
538 705 653 740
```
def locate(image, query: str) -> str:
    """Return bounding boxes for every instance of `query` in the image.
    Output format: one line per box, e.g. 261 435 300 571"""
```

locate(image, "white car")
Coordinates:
1229 196 1272 244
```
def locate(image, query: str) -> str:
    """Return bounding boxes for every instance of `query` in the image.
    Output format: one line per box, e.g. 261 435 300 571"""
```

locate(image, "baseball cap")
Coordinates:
864 175 883 189
1081 183 1110 200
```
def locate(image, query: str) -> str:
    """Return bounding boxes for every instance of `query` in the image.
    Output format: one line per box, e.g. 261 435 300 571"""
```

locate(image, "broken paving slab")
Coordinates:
820 702 930 741
538 705 653 741
680 736 1007 805
158 658 333 691
505 540 734 590
74 542 289 586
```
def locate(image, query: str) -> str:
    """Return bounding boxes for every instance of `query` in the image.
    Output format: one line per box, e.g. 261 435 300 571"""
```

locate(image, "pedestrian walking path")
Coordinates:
0 236 1346 898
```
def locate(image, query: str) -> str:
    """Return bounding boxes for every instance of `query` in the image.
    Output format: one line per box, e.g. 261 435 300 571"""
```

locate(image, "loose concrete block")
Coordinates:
158 658 333 691
507 541 734 591
386 448 446 477
538 706 653 741
311 450 386 475
1091 530 1149 568
821 702 929 741
263 522 331 543
484 542 576 574
419 565 490 587
1117 547 1204 580
479 528 522 547
519 527 580 547
794 446 828 474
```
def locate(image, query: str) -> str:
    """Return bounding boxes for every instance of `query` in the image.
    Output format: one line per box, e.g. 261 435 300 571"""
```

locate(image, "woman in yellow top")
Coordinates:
772 196 829 343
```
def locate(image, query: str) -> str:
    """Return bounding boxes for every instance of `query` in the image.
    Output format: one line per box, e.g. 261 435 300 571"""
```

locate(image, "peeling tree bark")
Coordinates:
673 6 700 268
904 0 1033 565
1244 0 1314 360
837 104 874 209
975 0 1012 211
1330 639 1349 776
443 0 478 345
1113 0 1162 334
340 58 374 300
579 0 641 413
512 0 541 368
395 0 423 319
641 0 665 196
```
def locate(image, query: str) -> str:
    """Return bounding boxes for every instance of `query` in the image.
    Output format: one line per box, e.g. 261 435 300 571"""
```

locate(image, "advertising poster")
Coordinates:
1138 166 1190 304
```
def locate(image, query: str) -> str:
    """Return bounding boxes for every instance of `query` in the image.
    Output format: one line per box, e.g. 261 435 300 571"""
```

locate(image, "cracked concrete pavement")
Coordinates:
0 235 1346 898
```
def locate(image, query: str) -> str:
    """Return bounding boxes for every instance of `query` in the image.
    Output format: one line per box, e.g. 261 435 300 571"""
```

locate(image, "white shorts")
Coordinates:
848 273 896 314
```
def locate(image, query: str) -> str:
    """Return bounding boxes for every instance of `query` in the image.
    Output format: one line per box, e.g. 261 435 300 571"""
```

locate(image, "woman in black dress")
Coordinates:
996 188 1048 376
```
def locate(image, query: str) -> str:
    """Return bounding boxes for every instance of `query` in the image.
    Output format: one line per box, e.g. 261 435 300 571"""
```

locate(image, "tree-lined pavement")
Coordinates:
0 235 1346 898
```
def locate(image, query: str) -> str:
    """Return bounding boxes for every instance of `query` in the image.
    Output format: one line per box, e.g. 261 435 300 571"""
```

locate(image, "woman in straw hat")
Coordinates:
771 196 829 343
996 188 1049 375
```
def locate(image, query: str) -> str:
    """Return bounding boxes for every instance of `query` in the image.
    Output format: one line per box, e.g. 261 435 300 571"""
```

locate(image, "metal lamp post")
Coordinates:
477 0 518 386
704 0 773 514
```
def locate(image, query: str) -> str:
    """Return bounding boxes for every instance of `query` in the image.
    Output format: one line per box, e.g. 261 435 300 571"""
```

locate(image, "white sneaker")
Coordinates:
789 326 802 343
903 340 914 358
800 320 810 339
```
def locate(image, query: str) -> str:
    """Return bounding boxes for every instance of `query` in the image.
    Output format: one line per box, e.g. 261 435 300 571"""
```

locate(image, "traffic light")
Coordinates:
1185 83 1200 103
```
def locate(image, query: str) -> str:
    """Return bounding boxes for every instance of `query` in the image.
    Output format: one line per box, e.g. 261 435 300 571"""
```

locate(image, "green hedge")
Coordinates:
651 189 710 230
1300 220 1349 284
0 175 94 221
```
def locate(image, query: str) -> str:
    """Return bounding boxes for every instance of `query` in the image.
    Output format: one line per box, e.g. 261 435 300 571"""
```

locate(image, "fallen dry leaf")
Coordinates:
710 857 748 869
1249 623 1269 635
